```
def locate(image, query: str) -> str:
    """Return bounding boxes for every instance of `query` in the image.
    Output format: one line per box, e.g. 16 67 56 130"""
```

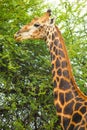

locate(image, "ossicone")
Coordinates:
47 9 51 16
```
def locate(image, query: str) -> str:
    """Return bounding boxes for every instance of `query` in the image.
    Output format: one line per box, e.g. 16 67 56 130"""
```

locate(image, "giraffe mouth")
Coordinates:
14 34 22 41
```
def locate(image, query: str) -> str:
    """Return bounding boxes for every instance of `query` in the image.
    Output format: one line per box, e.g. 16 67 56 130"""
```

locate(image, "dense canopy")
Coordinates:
0 0 87 129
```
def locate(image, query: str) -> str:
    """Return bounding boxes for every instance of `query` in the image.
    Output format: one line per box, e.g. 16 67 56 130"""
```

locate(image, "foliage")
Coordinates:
0 0 87 130
55 0 87 93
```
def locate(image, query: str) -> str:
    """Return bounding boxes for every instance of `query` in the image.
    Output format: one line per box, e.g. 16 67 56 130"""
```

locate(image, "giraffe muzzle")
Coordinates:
14 33 22 41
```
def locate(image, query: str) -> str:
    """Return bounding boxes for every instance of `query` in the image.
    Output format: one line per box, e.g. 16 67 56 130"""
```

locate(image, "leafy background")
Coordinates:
0 0 87 129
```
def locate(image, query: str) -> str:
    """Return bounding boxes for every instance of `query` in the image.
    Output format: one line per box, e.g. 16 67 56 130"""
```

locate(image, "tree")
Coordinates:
0 0 87 129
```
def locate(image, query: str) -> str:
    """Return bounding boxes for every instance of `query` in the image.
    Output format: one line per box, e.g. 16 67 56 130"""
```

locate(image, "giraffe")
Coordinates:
14 10 87 130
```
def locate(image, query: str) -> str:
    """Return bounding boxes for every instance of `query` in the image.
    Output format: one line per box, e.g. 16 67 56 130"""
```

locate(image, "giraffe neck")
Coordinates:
45 25 86 97
45 25 87 129
46 25 78 93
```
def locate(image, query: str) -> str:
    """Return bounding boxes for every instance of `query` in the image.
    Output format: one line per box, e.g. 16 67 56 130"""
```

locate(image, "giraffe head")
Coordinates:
14 10 55 41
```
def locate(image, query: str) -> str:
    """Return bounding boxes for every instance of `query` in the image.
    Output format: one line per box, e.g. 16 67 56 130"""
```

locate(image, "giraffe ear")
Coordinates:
50 18 55 24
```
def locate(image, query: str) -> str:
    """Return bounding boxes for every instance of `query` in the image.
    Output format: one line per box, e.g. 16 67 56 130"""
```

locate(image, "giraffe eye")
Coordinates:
34 23 40 27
